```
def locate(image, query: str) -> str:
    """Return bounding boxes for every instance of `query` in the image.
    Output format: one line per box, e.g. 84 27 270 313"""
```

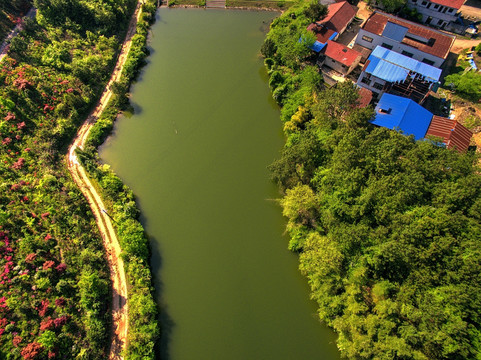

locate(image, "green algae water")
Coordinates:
100 8 340 360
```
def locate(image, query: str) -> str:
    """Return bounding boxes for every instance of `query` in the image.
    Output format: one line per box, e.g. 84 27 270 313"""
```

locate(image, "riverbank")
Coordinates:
72 0 160 358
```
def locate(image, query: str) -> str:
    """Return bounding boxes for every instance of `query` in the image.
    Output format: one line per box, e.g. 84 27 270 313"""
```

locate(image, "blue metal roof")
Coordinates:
365 46 442 83
328 31 338 41
310 41 326 53
382 22 408 42
372 93 433 140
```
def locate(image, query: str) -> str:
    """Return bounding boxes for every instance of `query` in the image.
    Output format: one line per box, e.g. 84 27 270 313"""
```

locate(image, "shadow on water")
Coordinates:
140 213 175 360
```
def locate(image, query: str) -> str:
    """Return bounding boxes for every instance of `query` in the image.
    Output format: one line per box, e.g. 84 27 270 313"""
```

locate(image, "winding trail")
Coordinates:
67 2 144 359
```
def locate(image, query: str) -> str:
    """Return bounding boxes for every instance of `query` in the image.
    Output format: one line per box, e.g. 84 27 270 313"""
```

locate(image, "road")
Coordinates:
67 2 144 359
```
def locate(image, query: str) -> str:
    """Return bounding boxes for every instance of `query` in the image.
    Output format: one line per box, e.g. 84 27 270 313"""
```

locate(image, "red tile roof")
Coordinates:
311 25 337 44
357 87 373 108
319 1 357 33
429 0 465 10
324 40 362 66
425 115 472 152
362 12 455 59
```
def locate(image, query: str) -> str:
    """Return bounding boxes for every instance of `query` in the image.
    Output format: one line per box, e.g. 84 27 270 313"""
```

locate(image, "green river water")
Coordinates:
100 8 340 359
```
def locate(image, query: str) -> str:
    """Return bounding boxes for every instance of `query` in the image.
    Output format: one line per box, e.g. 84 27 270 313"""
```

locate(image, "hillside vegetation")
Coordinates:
263 2 481 359
0 0 158 359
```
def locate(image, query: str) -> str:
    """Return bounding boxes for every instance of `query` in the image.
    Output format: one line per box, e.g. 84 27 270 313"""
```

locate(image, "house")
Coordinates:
372 93 473 151
406 0 465 29
355 11 456 67
319 40 362 75
308 1 357 52
356 45 442 103
372 93 433 140
425 115 472 152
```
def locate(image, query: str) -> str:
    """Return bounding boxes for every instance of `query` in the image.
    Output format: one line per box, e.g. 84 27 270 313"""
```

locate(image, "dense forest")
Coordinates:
0 0 158 359
263 1 481 359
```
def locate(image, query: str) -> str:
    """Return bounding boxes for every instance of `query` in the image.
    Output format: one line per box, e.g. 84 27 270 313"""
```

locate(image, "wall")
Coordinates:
407 0 458 26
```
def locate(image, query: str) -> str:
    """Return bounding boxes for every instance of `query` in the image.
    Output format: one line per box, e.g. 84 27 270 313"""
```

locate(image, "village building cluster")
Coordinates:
307 0 476 151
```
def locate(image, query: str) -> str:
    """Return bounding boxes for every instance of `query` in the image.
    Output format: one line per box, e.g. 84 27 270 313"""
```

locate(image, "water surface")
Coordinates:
100 8 340 360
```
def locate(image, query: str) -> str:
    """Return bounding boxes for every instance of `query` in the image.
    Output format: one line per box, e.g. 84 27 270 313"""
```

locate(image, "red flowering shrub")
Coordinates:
38 300 49 317
13 77 32 90
40 317 54 331
4 112 15 121
53 315 67 328
2 138 12 146
42 261 55 270
12 158 25 170
55 263 66 273
21 342 42 359
13 335 22 347
54 298 65 307
25 253 36 263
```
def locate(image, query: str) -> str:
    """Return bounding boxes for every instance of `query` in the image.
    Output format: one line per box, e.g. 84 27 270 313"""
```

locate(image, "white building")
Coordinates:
354 11 455 68
356 45 442 103
407 0 465 28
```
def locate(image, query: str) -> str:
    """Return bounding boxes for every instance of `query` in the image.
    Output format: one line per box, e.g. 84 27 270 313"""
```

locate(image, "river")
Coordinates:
100 8 340 360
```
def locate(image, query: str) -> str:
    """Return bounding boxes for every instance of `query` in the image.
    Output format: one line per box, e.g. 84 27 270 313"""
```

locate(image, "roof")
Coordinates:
310 40 327 52
319 1 357 33
372 93 433 140
357 87 373 108
362 12 455 59
323 40 362 66
307 22 338 44
365 46 442 83
352 43 372 61
426 115 472 152
428 0 465 10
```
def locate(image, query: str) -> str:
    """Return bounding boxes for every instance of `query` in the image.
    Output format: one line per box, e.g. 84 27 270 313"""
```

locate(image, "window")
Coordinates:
437 19 444 25
362 35 373 43
421 1 427 5
433 4 439 9
422 58 435 66
412 0 417 3
447 8 454 13
373 82 384 90
361 77 371 85
381 43 393 50
401 50 414 57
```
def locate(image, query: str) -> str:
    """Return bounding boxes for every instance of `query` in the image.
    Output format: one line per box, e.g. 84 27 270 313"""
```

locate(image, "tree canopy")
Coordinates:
264 3 481 359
